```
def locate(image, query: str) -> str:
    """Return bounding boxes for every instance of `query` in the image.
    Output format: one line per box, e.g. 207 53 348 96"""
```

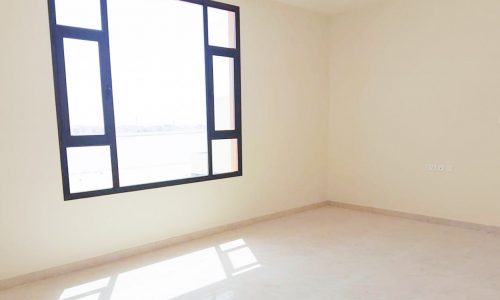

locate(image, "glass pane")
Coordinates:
213 56 236 131
55 0 102 30
212 139 238 175
63 38 105 136
208 7 236 48
108 0 209 187
67 146 113 193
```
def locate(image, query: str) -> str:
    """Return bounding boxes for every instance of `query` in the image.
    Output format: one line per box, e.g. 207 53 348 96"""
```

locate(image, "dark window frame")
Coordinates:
47 0 242 201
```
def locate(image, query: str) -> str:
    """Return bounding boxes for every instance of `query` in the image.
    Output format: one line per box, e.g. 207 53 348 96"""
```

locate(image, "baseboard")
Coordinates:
328 201 500 234
6 200 495 291
0 201 329 291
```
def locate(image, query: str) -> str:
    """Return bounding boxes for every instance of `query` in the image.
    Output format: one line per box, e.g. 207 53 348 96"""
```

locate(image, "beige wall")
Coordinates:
328 0 500 226
5 0 499 282
0 0 329 280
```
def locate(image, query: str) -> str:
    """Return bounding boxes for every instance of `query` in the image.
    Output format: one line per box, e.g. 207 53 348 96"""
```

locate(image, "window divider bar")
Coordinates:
203 4 215 176
206 0 239 12
56 25 104 41
212 131 239 140
52 35 72 143
234 57 242 134
208 46 238 57
100 0 121 189
66 136 112 148
234 6 243 175
181 0 204 5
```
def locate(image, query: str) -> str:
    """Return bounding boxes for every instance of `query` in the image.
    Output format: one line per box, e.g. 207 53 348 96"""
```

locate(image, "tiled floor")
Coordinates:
2 207 500 300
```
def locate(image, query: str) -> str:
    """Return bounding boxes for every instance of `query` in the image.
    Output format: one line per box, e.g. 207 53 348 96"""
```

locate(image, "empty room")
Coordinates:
2 0 500 298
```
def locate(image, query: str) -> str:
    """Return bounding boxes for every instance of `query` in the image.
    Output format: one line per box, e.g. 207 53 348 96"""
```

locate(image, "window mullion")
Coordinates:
99 0 120 189
203 4 215 176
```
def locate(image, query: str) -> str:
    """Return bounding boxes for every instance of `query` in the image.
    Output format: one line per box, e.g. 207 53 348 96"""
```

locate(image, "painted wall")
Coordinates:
328 0 500 226
0 0 329 280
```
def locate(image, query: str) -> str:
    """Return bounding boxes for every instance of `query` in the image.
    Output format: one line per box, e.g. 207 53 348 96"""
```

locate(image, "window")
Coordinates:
48 0 242 200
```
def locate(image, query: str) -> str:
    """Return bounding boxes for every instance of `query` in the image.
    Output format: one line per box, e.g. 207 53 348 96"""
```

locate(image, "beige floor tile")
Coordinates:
1 207 500 300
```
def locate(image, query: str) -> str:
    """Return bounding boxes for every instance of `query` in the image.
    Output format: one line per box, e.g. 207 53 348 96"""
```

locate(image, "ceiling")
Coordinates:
271 0 388 15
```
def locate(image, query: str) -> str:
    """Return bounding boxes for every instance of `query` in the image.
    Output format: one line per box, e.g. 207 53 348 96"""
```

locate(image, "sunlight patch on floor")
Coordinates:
58 239 261 300
110 247 226 300
59 277 111 300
